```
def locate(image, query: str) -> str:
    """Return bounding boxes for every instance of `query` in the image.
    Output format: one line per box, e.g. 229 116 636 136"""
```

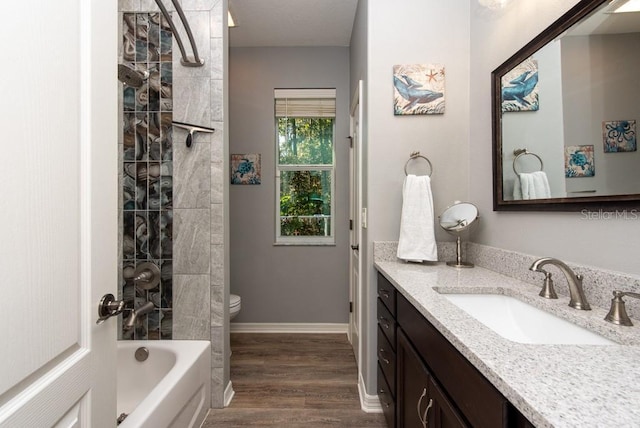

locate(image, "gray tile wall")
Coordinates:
118 0 227 409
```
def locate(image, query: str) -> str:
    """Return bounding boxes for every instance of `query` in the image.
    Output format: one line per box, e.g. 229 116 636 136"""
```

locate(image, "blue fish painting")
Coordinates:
501 58 539 112
393 64 445 115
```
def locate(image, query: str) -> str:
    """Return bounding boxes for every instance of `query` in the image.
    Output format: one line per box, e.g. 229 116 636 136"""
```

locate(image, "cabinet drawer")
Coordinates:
377 272 396 316
377 325 396 396
398 293 509 428
377 363 396 428
377 298 396 349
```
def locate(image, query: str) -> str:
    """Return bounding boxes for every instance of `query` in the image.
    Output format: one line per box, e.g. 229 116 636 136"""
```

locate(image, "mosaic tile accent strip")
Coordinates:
121 12 173 340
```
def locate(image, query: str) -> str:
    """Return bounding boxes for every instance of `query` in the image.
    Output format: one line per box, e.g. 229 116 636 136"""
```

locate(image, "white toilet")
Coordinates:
230 294 241 321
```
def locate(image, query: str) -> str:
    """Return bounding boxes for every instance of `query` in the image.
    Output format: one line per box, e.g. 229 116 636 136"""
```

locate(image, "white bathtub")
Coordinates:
117 340 211 428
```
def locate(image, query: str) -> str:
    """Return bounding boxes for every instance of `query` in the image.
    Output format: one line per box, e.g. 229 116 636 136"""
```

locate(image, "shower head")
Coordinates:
118 64 148 88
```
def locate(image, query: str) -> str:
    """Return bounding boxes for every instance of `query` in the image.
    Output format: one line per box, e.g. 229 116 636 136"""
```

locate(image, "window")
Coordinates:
275 89 336 245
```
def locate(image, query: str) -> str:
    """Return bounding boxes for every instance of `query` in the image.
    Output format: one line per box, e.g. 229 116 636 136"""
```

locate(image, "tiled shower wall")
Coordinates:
118 0 228 408
121 11 174 340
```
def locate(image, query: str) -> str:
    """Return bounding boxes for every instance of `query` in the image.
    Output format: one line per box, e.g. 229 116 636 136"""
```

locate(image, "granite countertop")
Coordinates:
375 259 640 428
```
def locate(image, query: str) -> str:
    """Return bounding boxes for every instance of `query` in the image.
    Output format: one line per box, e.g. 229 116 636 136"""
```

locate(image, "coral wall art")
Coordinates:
565 145 595 177
231 154 261 184
603 120 637 152
501 58 539 112
393 64 445 115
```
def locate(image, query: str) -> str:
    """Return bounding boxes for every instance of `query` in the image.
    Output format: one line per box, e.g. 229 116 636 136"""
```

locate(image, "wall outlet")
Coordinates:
361 207 367 229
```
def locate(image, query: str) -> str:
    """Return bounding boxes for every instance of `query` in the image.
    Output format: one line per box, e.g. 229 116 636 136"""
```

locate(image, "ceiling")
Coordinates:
228 0 359 48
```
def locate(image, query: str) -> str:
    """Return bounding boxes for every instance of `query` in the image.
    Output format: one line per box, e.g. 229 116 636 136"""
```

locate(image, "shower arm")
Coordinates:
154 0 204 67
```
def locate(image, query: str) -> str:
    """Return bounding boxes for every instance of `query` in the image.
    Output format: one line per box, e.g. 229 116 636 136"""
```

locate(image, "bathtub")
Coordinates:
117 340 211 428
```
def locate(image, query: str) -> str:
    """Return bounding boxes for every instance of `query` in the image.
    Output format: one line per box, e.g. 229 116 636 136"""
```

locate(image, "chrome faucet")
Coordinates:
530 257 591 310
123 301 156 330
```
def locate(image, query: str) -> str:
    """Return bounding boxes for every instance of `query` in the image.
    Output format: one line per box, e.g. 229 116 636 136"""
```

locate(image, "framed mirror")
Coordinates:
492 0 640 210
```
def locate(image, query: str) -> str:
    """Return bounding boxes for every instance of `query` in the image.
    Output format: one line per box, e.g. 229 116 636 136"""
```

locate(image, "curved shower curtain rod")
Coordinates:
154 0 204 67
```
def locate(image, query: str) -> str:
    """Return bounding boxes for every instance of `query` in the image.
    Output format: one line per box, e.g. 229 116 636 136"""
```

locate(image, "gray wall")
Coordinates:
229 47 351 323
360 0 471 396
562 33 640 196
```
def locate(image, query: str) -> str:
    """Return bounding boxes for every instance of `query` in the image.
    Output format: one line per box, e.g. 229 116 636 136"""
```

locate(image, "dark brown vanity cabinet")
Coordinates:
377 272 533 428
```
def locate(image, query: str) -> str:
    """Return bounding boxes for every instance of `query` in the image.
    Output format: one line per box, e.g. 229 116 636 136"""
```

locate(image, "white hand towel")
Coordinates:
397 175 438 262
514 171 551 200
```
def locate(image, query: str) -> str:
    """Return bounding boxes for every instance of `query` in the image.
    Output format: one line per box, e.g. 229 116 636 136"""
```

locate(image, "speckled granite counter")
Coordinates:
374 258 640 427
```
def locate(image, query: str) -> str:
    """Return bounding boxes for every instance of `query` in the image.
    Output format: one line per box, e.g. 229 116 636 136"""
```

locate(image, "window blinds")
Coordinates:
274 89 336 118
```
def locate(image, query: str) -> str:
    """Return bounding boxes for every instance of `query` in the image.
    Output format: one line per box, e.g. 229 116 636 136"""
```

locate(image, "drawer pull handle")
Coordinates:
378 388 390 408
417 388 433 428
380 290 390 298
378 316 390 329
379 348 390 364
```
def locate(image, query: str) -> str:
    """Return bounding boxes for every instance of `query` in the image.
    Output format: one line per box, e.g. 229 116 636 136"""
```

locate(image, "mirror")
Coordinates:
439 201 479 268
492 0 640 210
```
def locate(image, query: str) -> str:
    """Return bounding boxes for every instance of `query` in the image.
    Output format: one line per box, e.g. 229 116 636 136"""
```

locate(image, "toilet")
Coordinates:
229 294 241 320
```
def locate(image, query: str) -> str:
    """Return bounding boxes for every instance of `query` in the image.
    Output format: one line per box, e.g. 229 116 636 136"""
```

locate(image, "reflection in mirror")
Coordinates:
492 0 640 210
439 201 479 268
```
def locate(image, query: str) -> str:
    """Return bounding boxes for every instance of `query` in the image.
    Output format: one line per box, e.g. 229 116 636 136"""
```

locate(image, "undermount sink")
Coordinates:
441 293 615 345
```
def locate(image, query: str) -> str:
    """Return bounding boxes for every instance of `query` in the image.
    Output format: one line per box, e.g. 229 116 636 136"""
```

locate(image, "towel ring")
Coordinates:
404 151 433 177
513 149 543 175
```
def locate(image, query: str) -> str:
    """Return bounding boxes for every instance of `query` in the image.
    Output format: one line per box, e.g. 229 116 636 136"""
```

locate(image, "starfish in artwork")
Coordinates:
426 69 438 82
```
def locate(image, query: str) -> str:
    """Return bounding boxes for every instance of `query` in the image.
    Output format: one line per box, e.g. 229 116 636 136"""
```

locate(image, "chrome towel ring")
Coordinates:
513 148 543 175
404 151 433 177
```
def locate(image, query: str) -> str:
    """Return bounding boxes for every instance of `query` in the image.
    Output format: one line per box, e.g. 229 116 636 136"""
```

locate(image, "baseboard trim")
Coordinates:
358 373 383 413
230 323 349 334
224 380 235 407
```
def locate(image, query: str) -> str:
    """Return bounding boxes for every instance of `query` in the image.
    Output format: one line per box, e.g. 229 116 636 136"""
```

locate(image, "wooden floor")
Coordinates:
202 333 387 427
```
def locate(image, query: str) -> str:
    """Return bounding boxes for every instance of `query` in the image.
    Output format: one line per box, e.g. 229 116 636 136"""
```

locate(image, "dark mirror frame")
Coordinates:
492 0 640 211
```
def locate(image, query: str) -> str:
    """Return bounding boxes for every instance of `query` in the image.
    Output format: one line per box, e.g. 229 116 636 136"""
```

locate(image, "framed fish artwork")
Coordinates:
393 64 445 115
501 58 539 112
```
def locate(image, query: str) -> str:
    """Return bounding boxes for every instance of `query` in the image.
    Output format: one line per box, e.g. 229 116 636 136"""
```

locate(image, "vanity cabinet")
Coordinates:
377 272 534 428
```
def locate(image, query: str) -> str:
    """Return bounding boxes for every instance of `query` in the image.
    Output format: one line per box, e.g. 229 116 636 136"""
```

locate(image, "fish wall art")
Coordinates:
393 64 445 115
502 58 539 112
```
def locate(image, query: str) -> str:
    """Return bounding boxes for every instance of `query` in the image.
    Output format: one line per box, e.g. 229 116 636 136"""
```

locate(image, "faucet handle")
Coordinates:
604 290 640 326
538 271 558 299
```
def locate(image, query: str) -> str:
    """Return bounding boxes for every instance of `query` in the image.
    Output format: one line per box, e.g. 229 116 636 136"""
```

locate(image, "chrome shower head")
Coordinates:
118 64 148 88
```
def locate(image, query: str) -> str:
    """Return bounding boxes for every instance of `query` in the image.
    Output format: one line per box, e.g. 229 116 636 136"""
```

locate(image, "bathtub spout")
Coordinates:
123 301 155 330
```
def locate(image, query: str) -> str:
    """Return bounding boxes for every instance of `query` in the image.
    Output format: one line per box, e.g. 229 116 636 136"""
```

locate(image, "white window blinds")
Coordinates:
274 89 336 118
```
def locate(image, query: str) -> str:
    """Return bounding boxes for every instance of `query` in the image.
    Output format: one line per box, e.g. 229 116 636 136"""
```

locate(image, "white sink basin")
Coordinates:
442 293 615 345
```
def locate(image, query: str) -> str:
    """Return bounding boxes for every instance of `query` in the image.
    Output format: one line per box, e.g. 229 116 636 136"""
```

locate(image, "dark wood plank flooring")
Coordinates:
203 333 387 427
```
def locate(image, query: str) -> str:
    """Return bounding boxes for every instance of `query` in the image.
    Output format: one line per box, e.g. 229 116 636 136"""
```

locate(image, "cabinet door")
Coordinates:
429 377 469 428
398 329 468 428
397 329 431 427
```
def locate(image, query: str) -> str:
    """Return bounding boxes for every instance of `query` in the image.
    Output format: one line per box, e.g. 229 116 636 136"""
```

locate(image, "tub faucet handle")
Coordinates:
605 290 640 326
96 293 125 325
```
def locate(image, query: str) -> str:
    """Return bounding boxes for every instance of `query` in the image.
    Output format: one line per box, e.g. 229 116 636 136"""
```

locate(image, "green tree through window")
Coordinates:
278 117 334 239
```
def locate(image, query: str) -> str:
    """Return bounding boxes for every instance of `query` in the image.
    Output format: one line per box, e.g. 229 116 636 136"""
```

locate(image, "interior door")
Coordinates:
0 1 117 426
348 81 364 366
